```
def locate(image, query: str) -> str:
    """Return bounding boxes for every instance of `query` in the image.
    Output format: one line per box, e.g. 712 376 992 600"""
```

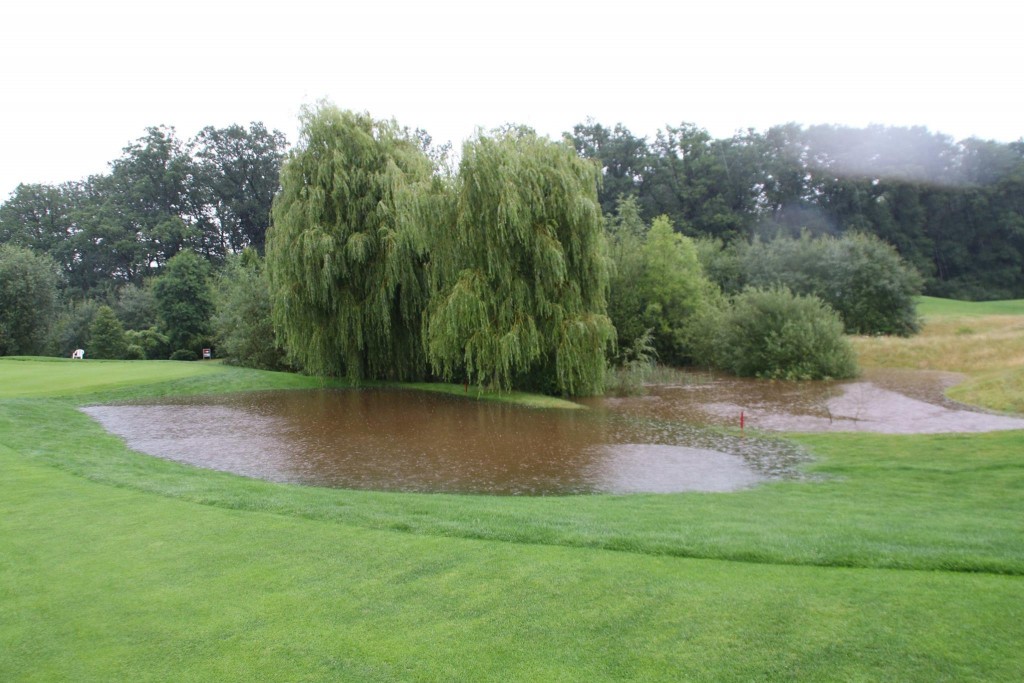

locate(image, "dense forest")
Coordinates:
0 111 1020 392
572 122 1024 300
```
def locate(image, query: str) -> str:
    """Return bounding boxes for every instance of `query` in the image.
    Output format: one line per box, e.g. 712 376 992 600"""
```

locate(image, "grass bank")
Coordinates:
852 296 1024 413
2 356 1024 679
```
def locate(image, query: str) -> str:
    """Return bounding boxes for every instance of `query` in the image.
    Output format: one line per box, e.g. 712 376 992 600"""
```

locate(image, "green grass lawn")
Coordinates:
916 295 1024 319
2 358 1023 680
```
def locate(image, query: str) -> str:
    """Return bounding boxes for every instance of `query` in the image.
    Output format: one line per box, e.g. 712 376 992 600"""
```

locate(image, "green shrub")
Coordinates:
125 327 171 360
604 329 657 396
701 232 922 336
169 349 199 361
707 286 858 380
87 305 129 360
46 299 100 357
124 344 145 360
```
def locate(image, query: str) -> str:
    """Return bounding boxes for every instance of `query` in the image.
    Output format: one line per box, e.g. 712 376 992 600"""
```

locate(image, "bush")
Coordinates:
169 349 199 361
604 329 657 396
704 286 858 380
125 327 171 360
700 232 922 336
88 305 129 359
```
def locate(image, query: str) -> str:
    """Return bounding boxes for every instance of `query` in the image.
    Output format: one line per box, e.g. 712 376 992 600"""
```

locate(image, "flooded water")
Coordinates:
82 388 805 495
587 368 1024 435
81 368 1024 496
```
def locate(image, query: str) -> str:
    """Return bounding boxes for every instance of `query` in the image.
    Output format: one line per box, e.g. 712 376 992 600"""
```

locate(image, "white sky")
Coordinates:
2 0 1022 200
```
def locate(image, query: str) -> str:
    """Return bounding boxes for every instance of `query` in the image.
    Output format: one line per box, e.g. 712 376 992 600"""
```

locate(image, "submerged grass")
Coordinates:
3 350 1024 679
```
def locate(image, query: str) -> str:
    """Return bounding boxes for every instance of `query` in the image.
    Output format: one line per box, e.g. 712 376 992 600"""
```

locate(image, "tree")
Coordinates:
153 250 214 355
605 196 650 353
213 252 289 370
605 201 715 366
46 298 100 358
569 121 651 217
267 105 440 381
88 305 129 359
107 126 202 269
426 129 615 396
638 216 712 364
114 282 159 331
191 123 288 254
0 183 74 255
0 245 61 355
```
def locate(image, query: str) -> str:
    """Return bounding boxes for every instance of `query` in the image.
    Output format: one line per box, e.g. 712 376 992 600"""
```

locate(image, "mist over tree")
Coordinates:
571 122 1024 299
266 105 441 381
426 129 615 396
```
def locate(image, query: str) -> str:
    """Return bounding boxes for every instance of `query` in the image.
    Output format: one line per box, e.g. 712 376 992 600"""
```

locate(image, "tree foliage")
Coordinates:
153 250 214 355
707 232 923 336
0 122 287 299
191 123 288 255
570 122 1024 300
0 244 61 355
88 305 129 359
700 286 859 380
605 199 716 366
213 252 289 371
267 105 440 381
426 130 614 395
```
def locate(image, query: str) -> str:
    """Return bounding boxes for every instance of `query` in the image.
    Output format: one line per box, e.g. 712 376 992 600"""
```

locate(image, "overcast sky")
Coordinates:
2 0 1021 199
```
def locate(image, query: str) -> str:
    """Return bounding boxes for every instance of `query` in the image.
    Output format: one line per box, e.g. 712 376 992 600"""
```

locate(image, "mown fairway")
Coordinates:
2 341 1023 681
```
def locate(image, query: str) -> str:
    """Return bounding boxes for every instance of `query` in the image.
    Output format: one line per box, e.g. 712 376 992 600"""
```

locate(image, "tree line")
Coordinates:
1 107 1016 394
0 123 287 296
571 121 1024 300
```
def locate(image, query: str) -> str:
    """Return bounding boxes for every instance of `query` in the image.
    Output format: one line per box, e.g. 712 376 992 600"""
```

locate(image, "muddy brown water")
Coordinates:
81 369 1024 496
585 368 1024 435
82 388 806 495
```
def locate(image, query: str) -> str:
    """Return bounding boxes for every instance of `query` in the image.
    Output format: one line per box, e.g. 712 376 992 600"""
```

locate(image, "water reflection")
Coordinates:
83 388 806 495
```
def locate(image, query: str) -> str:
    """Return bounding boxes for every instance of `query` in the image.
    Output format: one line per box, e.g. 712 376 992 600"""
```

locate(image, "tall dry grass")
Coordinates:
851 307 1024 414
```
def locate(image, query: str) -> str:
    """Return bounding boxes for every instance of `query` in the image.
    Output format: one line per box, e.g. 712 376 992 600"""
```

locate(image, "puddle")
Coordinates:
82 388 806 495
587 368 1024 434
82 369 1019 495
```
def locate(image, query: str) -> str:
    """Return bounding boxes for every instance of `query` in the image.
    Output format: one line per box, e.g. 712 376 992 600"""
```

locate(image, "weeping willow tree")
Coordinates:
426 130 615 396
266 105 444 381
